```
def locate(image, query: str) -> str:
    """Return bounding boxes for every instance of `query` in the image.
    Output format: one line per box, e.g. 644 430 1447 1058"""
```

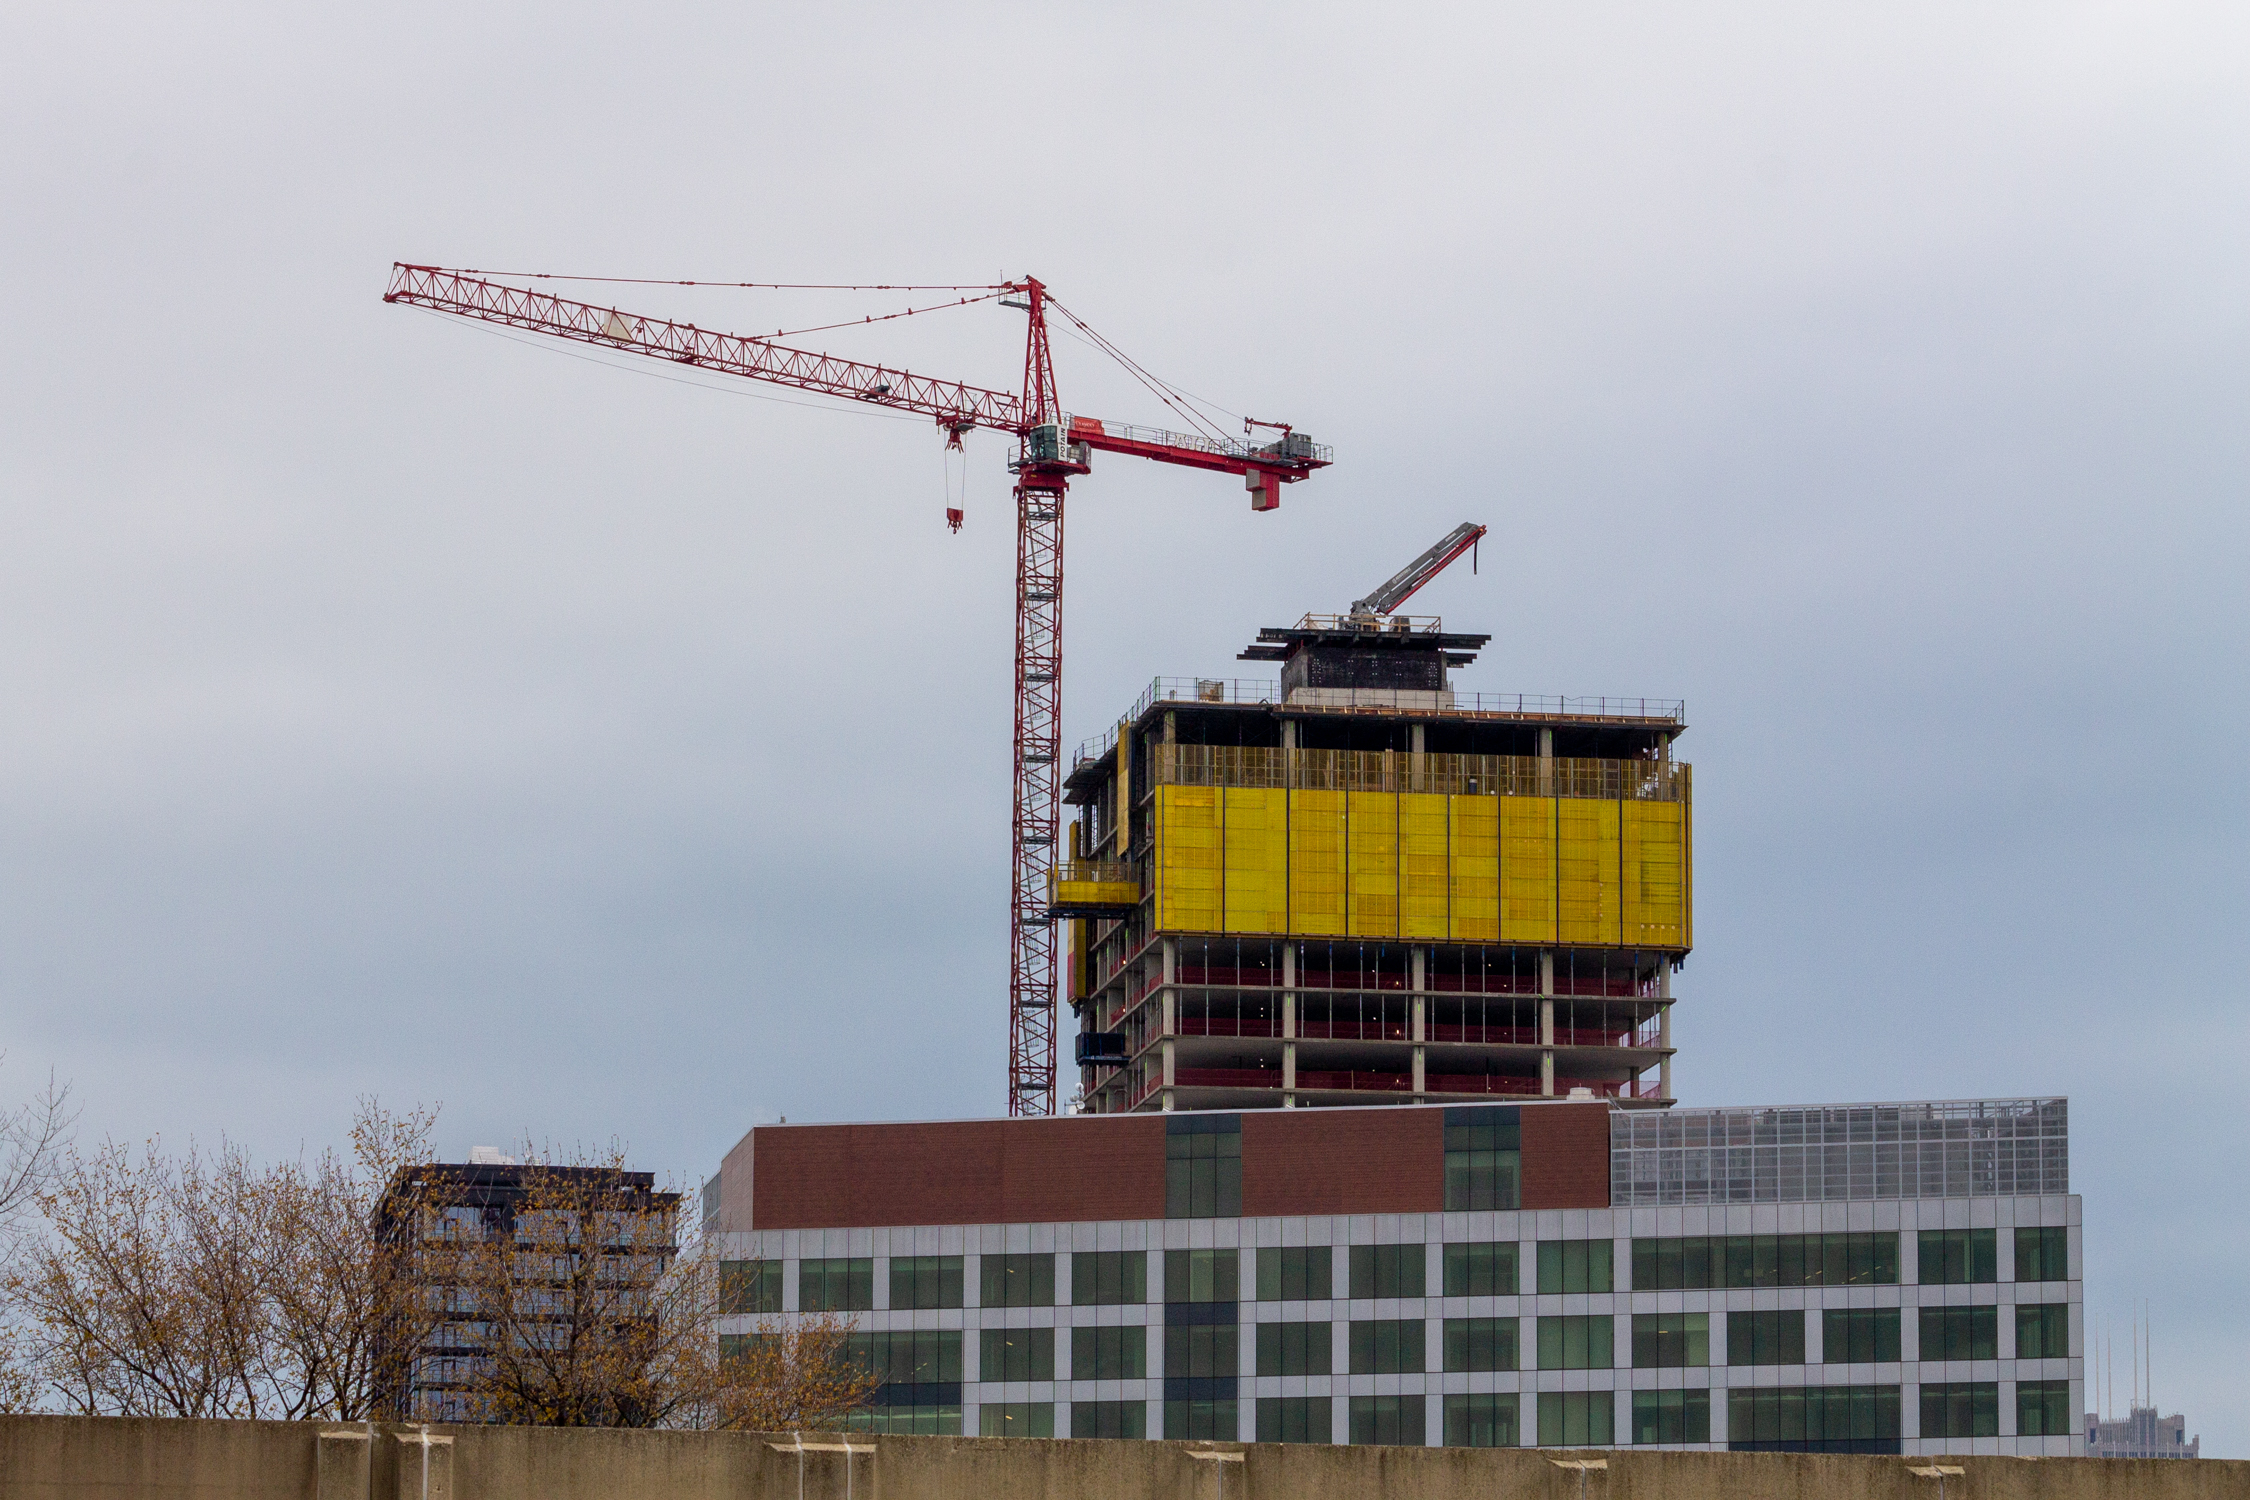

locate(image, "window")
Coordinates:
1537 1391 1614 1446
1537 1240 1613 1294
1072 1400 1146 1438
1165 1114 1241 1218
1633 1312 1709 1367
1072 1250 1146 1307
1444 1392 1519 1448
719 1260 781 1315
890 1255 963 1310
1257 1395 1332 1444
1442 1241 1518 1297
1256 1245 1332 1301
844 1403 961 1435
800 1257 874 1312
1256 1321 1331 1376
1917 1229 1997 1286
1350 1394 1426 1446
2015 1303 2068 1361
2013 1226 2068 1284
979 1403 1052 1438
1165 1399 1237 1439
1442 1317 1519 1372
1536 1315 1613 1370
1630 1234 1898 1290
979 1327 1054 1382
718 1331 779 1367
1348 1244 1426 1300
2017 1379 2071 1436
1348 1319 1424 1375
1632 1388 1710 1444
1071 1324 1146 1380
1164 1322 1238 1380
844 1329 962 1385
1443 1108 1521 1210
980 1253 1054 1308
1822 1308 1900 1364
1729 1309 1807 1366
1726 1386 1899 1453
1919 1306 1998 1362
1920 1382 1999 1439
1164 1249 1239 1304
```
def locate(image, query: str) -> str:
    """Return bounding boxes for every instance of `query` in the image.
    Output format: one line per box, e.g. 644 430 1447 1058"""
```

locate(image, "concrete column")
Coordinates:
1162 1038 1175 1112
1281 943 1296 1107
1410 722 1426 790
1539 948 1555 1097
1538 725 1554 795
1161 937 1177 1111
1281 718 1297 751
1410 945 1426 1103
1659 976 1673 1101
1164 710 1177 744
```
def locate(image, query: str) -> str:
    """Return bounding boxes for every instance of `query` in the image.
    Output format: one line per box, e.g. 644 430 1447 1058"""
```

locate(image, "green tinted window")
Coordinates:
2015 1303 2068 1360
889 1255 963 1310
1443 1110 1521 1210
1164 1398 1236 1439
1537 1392 1613 1446
1535 1314 1613 1370
1632 1233 1897 1289
980 1253 1054 1308
1919 1305 1998 1361
2013 1226 2068 1283
1071 1401 1145 1438
1631 1312 1708 1367
1728 1386 1899 1449
978 1326 1053 1382
1163 1323 1237 1379
977 1403 1051 1438
1257 1395 1331 1444
1070 1325 1145 1380
1442 1241 1518 1297
1347 1318 1424 1374
1822 1307 1899 1363
1444 1392 1518 1448
1255 1320 1331 1376
1256 1245 1332 1301
1165 1116 1241 1218
2017 1379 2071 1436
1920 1382 1999 1439
1537 1240 1612 1294
1071 1250 1146 1306
1348 1244 1426 1299
1442 1317 1518 1372
1729 1309 1806 1366
1163 1249 1238 1304
1917 1229 1997 1285
800 1257 874 1312
843 1329 961 1383
1349 1394 1425 1446
1631 1388 1709 1444
719 1260 781 1315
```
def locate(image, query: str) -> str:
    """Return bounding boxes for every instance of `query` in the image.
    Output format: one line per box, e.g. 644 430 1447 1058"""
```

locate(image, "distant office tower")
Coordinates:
2086 1407 2199 1459
1056 613 1687 1112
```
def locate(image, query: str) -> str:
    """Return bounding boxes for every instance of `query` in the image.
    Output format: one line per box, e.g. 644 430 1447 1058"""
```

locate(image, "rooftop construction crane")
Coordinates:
1349 522 1487 619
381 265 1332 1116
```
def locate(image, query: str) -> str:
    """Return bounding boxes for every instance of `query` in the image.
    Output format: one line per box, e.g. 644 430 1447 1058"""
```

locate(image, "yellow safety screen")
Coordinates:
1152 781 1691 950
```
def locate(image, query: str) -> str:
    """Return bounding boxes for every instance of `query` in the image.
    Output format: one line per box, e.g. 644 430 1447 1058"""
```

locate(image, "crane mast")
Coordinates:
383 264 1331 1115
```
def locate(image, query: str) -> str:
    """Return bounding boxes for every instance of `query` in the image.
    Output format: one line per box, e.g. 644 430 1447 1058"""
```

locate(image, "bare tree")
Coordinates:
0 1057 75 1412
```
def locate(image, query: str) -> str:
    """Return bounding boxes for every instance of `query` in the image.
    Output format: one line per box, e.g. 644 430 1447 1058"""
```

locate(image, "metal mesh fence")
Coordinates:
1148 744 1686 801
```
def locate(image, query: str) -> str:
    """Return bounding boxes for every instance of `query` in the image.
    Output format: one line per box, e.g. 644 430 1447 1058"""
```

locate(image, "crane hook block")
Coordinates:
946 507 965 533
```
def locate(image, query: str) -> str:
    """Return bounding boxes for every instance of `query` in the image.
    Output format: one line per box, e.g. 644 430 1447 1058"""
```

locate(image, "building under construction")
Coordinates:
1055 542 1689 1113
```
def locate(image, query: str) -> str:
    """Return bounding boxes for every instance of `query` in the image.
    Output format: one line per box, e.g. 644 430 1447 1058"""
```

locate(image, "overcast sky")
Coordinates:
3 0 2244 1453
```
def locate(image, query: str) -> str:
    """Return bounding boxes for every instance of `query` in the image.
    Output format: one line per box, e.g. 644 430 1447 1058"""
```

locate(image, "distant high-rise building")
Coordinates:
1057 612 1688 1112
2086 1407 2198 1459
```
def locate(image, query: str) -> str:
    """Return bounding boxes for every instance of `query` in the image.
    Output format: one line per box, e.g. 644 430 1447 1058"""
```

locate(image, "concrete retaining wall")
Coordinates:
0 1417 2235 1500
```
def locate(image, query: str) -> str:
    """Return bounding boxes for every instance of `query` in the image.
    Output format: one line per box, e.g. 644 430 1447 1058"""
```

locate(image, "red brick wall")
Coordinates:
1519 1102 1611 1209
1239 1108 1445 1216
742 1115 1162 1229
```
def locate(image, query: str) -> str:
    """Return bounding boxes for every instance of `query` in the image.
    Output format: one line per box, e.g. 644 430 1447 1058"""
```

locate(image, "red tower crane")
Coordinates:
382 265 1332 1116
